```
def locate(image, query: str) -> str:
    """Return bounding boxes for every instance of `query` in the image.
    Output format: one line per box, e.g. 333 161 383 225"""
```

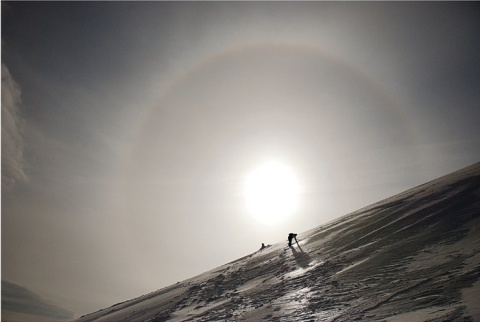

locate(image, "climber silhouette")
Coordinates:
288 233 298 246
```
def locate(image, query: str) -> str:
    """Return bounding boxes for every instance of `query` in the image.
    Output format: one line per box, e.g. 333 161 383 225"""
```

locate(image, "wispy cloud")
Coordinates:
2 63 27 190
1 280 74 321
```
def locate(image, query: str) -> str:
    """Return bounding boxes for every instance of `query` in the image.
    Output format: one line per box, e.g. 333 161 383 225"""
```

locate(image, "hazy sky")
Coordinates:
2 2 480 319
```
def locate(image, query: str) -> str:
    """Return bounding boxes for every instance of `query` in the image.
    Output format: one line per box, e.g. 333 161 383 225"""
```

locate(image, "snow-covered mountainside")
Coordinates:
74 162 480 322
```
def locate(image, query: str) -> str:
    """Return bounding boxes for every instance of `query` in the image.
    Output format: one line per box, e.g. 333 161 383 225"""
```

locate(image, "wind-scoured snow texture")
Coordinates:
75 162 480 322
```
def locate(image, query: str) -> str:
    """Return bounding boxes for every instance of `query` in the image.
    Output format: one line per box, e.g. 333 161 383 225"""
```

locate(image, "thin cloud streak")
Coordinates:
2 63 27 190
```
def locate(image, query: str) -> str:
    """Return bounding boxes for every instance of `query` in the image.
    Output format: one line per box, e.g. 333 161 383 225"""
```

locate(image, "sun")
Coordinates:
244 160 301 224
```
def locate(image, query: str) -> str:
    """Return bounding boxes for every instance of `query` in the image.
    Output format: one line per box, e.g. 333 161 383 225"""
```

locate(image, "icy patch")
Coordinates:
274 286 313 317
285 260 323 279
285 267 307 279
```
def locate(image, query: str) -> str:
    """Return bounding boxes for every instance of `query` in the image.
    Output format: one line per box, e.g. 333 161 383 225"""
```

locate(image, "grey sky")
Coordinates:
2 2 480 319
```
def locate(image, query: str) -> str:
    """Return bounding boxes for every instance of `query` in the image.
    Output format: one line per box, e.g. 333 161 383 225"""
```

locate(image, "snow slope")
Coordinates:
74 162 480 321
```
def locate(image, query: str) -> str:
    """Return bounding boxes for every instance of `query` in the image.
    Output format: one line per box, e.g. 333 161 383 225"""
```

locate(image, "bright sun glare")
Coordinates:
244 160 301 225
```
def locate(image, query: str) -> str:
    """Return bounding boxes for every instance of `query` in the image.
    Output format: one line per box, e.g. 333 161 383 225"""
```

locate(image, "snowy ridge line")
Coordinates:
74 161 480 322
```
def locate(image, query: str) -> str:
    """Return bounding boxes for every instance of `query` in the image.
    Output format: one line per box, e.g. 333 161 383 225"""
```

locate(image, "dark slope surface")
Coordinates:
74 162 480 321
